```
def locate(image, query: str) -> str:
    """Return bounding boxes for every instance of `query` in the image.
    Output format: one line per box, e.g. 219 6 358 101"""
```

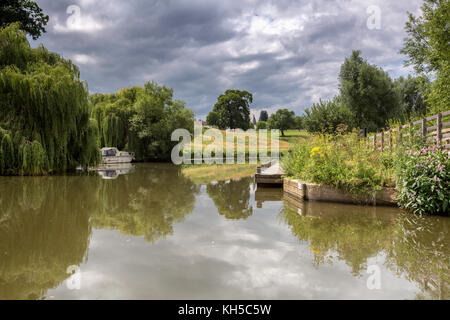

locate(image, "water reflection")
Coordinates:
0 176 93 300
282 196 449 299
0 164 199 299
94 163 135 180
90 163 199 242
0 164 448 300
206 177 253 220
386 213 449 299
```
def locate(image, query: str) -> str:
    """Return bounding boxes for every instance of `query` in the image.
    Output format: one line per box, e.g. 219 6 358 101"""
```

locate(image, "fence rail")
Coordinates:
369 110 450 151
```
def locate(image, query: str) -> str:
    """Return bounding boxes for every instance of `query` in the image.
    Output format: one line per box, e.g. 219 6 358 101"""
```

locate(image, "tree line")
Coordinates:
302 0 448 134
91 82 194 161
0 23 194 175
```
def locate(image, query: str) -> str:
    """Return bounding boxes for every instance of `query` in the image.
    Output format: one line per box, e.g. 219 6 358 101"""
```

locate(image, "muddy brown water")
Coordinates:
0 163 448 299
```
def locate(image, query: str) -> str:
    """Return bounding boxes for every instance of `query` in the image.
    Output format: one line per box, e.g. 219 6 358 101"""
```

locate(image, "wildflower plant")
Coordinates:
395 144 449 215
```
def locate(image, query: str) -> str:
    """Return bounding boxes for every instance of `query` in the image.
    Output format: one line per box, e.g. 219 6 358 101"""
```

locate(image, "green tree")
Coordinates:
259 110 269 122
393 75 429 122
256 121 267 130
206 111 219 127
339 50 398 131
0 0 49 40
267 109 295 136
207 90 252 130
303 97 354 134
92 81 194 161
0 24 100 175
294 116 304 130
400 0 450 114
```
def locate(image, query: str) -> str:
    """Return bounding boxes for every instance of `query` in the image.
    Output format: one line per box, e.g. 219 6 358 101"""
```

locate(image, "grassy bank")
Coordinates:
181 163 258 185
188 129 309 153
282 131 449 215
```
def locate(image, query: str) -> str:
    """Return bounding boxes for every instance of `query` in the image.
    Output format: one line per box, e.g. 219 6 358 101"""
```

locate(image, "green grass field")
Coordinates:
180 130 310 184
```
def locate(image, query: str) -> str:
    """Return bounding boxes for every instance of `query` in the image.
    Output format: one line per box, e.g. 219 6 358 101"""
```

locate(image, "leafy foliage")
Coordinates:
255 121 267 130
339 50 398 131
91 81 194 161
282 131 395 197
400 0 450 114
206 89 252 130
267 109 295 136
395 145 449 215
303 97 354 134
393 75 429 122
0 1 49 40
0 24 100 175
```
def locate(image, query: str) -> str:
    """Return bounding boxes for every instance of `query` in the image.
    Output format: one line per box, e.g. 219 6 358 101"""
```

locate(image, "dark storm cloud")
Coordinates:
31 0 423 118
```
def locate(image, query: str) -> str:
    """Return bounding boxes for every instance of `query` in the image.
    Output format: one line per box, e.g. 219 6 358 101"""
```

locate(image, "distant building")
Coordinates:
194 119 207 126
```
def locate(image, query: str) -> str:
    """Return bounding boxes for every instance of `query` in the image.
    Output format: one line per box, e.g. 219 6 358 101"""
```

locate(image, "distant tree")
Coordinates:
400 0 449 114
0 1 49 40
294 116 304 130
259 110 268 122
206 111 219 127
267 109 295 136
256 121 267 130
303 97 354 134
206 90 252 130
393 75 429 122
339 50 398 131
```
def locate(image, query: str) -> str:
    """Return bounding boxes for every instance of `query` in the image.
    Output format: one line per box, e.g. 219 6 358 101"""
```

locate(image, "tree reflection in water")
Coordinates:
0 164 198 299
0 175 95 300
206 177 253 220
90 163 199 242
386 212 449 300
282 197 449 299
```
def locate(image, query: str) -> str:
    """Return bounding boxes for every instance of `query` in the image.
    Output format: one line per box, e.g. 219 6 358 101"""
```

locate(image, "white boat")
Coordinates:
101 147 135 164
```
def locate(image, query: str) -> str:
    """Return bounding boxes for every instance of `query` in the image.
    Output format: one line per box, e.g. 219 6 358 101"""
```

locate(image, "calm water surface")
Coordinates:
0 163 448 300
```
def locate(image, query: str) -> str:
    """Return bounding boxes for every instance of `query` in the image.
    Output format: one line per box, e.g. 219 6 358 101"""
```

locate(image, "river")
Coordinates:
0 163 448 299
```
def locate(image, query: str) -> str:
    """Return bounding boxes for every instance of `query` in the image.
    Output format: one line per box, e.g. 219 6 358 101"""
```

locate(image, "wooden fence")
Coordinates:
370 110 450 152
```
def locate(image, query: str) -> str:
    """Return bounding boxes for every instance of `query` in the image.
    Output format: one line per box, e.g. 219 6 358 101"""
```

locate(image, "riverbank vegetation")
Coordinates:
283 1 449 215
91 82 194 161
282 130 449 215
0 24 100 175
0 24 194 175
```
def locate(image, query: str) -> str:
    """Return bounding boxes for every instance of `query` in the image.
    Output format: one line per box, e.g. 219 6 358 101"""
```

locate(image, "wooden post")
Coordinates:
389 130 393 151
373 133 377 151
381 131 384 152
421 118 426 144
437 113 442 144
409 122 413 143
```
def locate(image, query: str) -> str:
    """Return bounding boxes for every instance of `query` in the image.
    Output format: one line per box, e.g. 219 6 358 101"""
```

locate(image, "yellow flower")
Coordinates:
310 147 323 158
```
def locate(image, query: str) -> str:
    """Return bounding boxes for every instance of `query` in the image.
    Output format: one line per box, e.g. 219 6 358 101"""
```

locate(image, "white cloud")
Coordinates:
72 54 98 65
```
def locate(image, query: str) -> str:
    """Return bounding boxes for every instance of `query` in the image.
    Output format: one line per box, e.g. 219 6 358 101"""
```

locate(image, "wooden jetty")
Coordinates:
255 160 284 186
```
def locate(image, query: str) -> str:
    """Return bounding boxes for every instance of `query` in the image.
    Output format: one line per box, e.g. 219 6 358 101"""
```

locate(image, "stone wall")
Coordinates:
283 178 396 206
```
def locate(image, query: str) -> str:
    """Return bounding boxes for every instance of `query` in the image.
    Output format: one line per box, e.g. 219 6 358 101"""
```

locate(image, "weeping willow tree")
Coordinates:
91 81 194 161
0 23 100 175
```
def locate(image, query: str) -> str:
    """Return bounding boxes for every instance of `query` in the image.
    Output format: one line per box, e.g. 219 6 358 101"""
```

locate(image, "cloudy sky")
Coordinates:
30 0 423 119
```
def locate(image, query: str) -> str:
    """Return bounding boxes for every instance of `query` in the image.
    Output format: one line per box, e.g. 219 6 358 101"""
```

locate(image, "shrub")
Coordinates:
282 131 394 197
395 145 449 215
256 121 267 130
